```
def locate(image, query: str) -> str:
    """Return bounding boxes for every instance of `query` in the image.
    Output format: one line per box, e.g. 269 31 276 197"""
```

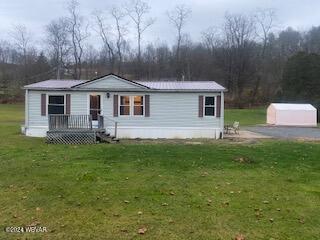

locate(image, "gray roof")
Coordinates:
135 81 225 91
24 80 87 89
23 75 225 91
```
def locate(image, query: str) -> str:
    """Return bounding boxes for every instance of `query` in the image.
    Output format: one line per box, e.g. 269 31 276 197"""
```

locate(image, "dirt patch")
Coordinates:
225 130 271 139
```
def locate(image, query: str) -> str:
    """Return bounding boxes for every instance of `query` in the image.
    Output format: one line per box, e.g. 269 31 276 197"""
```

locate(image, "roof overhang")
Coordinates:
23 73 227 92
24 88 226 93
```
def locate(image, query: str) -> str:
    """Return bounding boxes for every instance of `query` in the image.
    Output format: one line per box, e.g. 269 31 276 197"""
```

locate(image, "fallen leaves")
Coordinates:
254 208 263 219
234 156 253 164
235 234 245 240
201 172 209 177
223 201 230 206
27 221 41 227
138 227 147 234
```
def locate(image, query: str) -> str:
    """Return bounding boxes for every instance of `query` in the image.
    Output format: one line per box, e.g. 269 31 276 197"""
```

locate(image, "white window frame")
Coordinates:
133 95 144 116
47 94 66 115
204 96 216 117
119 95 145 117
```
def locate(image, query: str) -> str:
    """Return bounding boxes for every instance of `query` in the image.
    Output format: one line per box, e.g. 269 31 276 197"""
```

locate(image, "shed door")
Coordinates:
89 94 101 121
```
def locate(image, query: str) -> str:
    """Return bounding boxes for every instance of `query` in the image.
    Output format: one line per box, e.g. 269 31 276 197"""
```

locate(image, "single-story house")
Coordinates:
22 73 226 139
267 103 317 126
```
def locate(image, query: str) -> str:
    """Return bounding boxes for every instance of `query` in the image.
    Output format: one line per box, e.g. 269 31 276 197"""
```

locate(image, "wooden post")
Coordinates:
48 115 51 130
89 115 92 130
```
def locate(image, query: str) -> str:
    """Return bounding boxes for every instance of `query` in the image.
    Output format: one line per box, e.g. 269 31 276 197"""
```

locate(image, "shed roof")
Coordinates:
269 103 316 111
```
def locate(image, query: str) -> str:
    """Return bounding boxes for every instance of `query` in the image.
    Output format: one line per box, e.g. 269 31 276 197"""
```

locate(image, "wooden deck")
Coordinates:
47 114 117 144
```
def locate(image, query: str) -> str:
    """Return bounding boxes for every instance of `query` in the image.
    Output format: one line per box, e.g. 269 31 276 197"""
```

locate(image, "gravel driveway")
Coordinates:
246 126 320 139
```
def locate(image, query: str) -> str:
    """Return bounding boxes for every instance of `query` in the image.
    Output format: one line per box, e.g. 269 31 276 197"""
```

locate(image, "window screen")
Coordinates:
48 95 65 114
204 96 215 116
120 96 130 115
134 96 144 115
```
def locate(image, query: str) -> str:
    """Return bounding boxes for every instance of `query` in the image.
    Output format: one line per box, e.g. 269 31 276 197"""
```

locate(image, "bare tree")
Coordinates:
202 27 220 54
0 40 13 90
67 0 89 79
125 0 155 77
11 25 31 64
46 18 71 79
110 6 128 74
255 9 276 56
223 13 256 104
10 25 32 83
167 4 191 78
94 11 116 72
83 44 99 79
252 9 276 102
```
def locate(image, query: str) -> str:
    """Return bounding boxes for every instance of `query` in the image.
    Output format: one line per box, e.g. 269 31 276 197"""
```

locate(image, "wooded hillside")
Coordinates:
0 0 319 109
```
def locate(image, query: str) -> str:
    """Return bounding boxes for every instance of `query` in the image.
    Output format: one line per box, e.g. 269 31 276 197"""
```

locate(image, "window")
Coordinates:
119 95 144 116
204 96 215 116
90 95 101 120
134 96 144 115
120 96 130 115
48 95 65 114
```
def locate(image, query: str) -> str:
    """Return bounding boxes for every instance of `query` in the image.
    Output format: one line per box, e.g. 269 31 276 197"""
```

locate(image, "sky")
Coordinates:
1 0 320 49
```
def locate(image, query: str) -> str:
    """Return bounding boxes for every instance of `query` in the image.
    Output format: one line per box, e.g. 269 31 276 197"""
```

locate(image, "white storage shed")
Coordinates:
267 103 317 126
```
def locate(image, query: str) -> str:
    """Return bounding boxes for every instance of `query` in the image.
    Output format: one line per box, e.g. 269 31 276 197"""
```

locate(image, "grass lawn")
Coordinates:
225 107 266 126
0 104 319 240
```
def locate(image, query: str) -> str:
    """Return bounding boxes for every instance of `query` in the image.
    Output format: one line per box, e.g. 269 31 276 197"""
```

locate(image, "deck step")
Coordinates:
96 132 119 143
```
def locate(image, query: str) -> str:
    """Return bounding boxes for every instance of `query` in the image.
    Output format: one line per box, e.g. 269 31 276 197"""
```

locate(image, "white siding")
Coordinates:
28 91 88 127
79 75 143 89
26 90 224 138
28 91 46 126
103 92 221 127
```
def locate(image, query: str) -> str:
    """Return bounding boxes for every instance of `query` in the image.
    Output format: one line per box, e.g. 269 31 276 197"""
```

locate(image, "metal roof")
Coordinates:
23 75 225 91
135 81 225 91
24 80 88 89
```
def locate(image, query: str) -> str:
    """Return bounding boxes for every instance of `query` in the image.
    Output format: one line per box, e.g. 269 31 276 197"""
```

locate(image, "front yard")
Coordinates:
0 104 319 239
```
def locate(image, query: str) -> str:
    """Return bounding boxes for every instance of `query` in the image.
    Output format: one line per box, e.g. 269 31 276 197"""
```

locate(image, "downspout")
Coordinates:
220 91 224 139
25 89 29 130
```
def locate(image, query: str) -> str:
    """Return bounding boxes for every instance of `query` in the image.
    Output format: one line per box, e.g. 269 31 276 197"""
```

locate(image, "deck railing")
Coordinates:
48 114 93 130
98 115 104 129
103 116 118 138
48 115 117 138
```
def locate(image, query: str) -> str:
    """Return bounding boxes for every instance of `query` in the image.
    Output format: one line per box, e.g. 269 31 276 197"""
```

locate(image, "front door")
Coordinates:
89 94 101 127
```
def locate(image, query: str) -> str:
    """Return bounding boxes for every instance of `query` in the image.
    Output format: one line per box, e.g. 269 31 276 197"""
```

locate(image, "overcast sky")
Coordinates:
1 0 320 48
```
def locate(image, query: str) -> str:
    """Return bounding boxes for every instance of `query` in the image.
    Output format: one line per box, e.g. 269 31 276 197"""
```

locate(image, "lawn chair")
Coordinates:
230 121 240 134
